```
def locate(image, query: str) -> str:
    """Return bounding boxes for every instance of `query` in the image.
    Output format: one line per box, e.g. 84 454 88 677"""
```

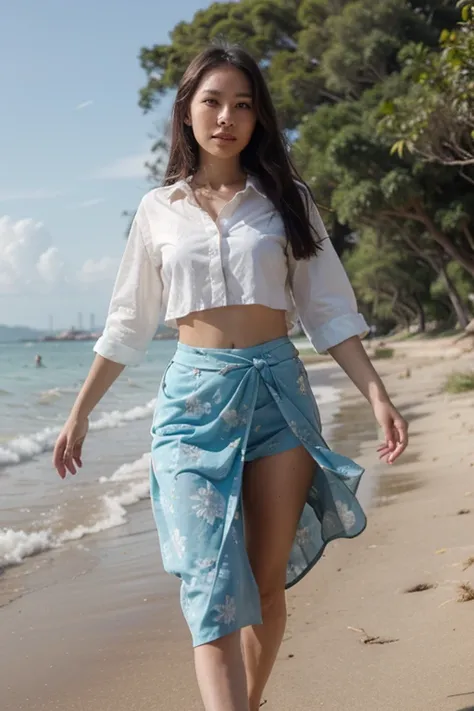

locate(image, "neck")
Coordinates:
193 154 246 189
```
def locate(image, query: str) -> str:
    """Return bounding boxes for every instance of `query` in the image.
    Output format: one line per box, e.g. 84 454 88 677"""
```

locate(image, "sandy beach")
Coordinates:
2 335 474 711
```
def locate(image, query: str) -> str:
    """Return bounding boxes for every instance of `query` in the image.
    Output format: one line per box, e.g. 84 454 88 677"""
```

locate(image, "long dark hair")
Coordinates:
163 45 322 259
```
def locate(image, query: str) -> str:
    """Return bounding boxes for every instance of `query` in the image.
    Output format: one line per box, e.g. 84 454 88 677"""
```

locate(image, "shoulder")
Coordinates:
293 180 329 242
292 180 319 219
138 185 177 210
134 185 180 228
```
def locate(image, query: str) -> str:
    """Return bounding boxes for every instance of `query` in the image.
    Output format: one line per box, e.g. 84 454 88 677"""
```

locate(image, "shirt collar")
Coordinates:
166 174 267 203
246 174 267 199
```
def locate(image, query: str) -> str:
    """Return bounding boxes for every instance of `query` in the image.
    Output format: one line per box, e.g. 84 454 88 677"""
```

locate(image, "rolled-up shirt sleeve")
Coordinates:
93 199 163 366
288 196 368 354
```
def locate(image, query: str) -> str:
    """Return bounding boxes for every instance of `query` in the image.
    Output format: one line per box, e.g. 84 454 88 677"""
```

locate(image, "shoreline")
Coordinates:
1 361 356 710
3 339 474 710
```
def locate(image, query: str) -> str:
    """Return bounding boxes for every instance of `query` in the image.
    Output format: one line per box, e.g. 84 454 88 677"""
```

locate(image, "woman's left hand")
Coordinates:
372 399 408 464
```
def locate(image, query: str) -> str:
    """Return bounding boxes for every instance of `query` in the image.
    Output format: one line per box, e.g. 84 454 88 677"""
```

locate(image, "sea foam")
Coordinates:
0 399 156 468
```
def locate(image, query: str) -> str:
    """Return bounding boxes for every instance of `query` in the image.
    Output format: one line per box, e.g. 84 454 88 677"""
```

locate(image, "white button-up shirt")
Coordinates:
93 176 368 365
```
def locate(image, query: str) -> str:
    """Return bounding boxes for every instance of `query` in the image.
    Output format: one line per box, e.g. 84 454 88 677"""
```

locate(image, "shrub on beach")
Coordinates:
373 347 395 360
443 371 474 394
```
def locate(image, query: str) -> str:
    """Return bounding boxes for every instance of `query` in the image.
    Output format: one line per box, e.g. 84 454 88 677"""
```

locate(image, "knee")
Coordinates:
256 576 286 615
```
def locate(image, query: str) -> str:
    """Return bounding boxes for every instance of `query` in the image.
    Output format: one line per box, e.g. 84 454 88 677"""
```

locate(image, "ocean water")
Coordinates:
0 337 340 581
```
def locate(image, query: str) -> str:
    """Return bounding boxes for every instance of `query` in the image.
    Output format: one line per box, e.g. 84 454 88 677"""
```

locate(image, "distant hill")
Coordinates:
0 325 47 342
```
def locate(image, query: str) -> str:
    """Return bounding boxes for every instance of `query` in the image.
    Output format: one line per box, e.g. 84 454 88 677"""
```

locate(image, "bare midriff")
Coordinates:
176 305 289 349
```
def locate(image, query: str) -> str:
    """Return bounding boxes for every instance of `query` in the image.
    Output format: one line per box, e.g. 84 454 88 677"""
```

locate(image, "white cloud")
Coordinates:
77 256 119 284
92 152 151 180
77 198 106 208
75 100 93 110
36 247 64 284
0 214 118 305
0 188 63 201
0 216 65 294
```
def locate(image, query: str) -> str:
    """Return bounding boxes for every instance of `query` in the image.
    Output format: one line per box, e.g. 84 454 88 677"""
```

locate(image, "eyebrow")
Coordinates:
200 89 253 99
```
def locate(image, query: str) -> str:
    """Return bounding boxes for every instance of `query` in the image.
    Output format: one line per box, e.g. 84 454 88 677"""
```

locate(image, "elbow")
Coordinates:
303 312 369 354
93 301 161 366
93 332 147 366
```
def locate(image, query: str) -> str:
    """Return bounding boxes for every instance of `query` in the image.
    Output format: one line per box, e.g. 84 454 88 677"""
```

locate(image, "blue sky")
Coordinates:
0 0 214 330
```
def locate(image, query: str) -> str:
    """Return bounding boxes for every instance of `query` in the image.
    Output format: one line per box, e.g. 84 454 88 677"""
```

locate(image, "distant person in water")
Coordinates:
35 354 44 367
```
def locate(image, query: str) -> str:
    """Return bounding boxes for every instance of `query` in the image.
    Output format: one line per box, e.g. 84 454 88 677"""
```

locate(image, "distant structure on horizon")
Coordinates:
39 311 101 342
41 327 101 342
34 307 178 343
37 321 177 343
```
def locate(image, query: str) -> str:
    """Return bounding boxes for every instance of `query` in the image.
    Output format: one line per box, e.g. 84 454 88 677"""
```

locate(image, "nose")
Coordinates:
217 106 234 126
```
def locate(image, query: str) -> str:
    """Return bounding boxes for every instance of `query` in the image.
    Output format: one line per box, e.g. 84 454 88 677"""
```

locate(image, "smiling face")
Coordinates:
187 64 257 161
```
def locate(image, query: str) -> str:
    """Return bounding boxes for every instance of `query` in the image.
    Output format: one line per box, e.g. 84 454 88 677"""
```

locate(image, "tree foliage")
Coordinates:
378 2 474 179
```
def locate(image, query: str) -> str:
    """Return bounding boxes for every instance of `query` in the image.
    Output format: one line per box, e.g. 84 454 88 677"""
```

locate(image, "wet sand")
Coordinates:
2 337 474 710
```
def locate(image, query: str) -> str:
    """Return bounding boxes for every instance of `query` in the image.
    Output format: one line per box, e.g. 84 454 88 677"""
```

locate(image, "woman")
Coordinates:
53 45 408 711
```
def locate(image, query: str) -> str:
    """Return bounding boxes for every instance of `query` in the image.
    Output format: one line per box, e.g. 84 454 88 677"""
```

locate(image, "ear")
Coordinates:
184 116 192 126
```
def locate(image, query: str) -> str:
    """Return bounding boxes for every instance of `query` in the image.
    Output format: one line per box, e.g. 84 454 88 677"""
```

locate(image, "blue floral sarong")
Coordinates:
150 336 366 646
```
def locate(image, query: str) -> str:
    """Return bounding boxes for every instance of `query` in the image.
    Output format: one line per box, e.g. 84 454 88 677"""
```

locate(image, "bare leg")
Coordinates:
241 446 314 711
194 631 250 711
241 590 287 711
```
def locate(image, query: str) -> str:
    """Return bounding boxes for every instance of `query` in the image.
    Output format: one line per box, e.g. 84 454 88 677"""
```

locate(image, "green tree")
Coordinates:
344 220 472 330
138 0 457 123
293 86 474 277
379 2 474 179
344 229 432 331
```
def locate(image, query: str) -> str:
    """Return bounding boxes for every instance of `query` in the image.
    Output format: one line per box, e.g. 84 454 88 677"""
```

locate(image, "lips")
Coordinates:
212 134 236 141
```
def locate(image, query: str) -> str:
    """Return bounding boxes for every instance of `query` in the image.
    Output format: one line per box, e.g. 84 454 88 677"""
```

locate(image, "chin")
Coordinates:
203 140 243 159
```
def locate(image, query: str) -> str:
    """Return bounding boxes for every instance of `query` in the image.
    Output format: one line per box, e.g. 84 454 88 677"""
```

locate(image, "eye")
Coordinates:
237 102 252 109
203 98 218 106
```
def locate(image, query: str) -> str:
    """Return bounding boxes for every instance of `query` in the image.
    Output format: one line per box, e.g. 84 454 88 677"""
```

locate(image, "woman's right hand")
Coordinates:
53 416 89 479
